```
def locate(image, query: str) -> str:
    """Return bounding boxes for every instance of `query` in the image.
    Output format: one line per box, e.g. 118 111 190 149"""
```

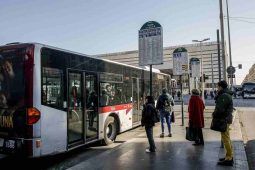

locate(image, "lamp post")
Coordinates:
192 38 210 102
226 0 234 88
219 0 227 81
211 53 215 91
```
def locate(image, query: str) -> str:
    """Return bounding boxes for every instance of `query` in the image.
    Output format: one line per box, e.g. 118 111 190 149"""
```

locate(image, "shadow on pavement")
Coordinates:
0 141 109 170
70 140 247 170
246 139 255 170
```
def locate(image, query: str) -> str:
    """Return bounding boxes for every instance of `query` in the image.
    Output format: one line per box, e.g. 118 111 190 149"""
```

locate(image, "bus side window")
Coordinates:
100 82 124 106
41 67 63 109
123 80 132 103
112 85 123 105
100 89 109 106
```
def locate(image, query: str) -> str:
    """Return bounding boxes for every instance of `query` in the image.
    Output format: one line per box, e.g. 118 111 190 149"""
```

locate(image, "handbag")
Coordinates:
185 127 196 141
210 118 227 132
171 111 175 123
154 110 160 123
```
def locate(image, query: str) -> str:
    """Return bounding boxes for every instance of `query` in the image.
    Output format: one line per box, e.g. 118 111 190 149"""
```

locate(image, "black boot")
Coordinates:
218 158 225 161
217 159 234 166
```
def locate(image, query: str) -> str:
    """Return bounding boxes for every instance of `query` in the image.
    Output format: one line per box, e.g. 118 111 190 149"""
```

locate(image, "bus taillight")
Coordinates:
27 107 40 125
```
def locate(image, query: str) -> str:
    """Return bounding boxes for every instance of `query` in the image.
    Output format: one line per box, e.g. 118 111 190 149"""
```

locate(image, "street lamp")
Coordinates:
226 0 233 87
192 38 210 102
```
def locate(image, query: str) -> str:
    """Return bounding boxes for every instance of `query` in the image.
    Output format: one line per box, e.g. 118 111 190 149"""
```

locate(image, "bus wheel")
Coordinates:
103 116 117 145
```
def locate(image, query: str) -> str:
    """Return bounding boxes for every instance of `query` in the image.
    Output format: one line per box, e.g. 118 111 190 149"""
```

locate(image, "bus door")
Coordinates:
132 78 141 125
67 71 84 146
84 72 98 142
67 71 98 146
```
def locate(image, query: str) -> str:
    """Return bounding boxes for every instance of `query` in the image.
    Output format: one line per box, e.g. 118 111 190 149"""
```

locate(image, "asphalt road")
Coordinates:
175 95 255 108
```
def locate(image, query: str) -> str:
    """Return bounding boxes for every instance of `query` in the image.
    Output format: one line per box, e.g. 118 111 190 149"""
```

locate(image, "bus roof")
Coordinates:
0 42 169 76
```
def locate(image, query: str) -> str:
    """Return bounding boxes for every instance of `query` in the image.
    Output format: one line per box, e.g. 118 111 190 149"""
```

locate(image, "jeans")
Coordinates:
221 124 233 160
145 126 156 151
160 110 171 134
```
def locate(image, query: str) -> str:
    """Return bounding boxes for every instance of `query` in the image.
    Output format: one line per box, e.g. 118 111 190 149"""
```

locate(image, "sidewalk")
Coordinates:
68 106 249 170
238 107 255 169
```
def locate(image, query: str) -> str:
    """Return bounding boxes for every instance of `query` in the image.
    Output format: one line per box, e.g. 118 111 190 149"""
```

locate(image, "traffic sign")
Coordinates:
172 47 189 75
190 58 200 78
227 66 236 74
228 74 235 78
138 21 163 66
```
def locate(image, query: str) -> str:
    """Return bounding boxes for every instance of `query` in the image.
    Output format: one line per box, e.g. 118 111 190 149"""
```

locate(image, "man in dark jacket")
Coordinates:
156 88 174 138
141 96 158 153
213 80 234 166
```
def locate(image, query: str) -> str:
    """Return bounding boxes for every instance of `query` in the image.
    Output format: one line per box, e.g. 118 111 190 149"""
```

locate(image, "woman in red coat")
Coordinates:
188 89 205 146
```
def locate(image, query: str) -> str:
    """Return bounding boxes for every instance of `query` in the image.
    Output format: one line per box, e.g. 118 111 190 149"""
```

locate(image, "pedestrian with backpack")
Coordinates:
156 88 174 138
141 96 159 153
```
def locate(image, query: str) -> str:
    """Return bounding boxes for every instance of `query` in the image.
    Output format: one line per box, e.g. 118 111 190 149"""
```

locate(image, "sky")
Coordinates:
1 0 255 84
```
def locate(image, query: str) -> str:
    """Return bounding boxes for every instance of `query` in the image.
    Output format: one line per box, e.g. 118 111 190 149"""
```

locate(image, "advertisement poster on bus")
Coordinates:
0 49 27 129
138 21 163 66
172 47 189 75
190 58 201 78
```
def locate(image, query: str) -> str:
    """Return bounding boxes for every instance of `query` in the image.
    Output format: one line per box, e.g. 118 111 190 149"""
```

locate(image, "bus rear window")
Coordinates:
0 48 26 115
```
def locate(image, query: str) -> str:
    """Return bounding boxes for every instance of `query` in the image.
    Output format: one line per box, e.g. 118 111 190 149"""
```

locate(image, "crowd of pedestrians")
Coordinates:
141 80 234 167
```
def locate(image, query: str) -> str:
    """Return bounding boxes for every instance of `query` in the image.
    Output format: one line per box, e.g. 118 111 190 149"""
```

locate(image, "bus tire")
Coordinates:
103 116 117 145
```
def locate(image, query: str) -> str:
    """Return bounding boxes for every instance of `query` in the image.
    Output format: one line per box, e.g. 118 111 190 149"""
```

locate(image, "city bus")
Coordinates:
242 82 255 99
233 85 242 98
0 43 171 157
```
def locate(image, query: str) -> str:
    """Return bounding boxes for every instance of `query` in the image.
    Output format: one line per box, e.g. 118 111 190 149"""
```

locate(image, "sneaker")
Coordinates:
146 148 151 153
168 133 172 137
146 148 156 153
160 133 164 138
217 159 234 166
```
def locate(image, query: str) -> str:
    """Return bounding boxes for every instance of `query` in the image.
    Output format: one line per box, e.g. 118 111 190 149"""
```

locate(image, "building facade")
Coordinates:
96 41 227 91
243 64 255 83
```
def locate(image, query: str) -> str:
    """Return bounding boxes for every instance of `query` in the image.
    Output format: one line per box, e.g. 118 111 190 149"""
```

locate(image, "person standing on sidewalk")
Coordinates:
141 96 158 153
177 90 181 100
156 88 174 138
213 80 234 166
188 89 205 146
172 90 176 100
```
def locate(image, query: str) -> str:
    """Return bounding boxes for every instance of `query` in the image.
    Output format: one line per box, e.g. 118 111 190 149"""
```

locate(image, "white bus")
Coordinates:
0 43 171 157
242 82 255 99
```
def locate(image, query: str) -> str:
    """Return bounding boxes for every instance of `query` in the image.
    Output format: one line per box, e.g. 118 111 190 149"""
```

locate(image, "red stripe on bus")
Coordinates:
99 103 133 114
